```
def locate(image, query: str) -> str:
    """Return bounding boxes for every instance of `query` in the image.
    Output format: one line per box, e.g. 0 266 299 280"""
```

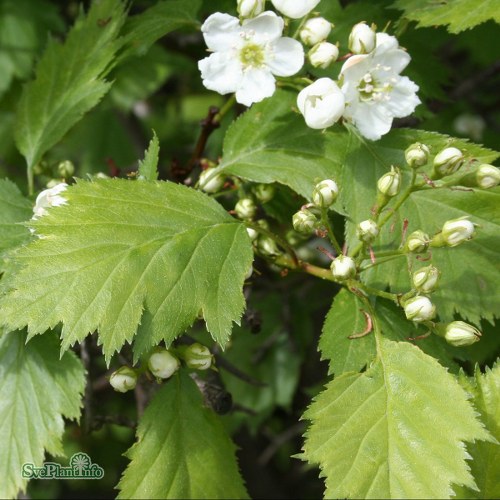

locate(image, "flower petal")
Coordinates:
266 37 304 76
243 11 284 43
201 12 242 52
374 33 399 54
350 102 392 141
271 0 321 19
199 52 243 95
236 68 276 106
384 76 421 117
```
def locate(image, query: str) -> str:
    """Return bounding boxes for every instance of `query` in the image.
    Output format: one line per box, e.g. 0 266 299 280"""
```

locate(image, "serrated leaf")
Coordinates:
117 370 248 499
455 362 500 499
0 331 85 498
14 0 127 174
218 90 346 201
138 132 159 181
392 0 500 33
303 338 491 499
0 179 253 362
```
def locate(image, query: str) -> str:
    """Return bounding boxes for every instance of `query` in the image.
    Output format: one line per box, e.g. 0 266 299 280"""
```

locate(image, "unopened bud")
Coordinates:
330 255 356 281
109 366 137 393
183 343 213 370
348 22 376 54
300 17 332 46
443 321 481 347
412 265 440 293
33 182 68 218
377 167 401 197
257 236 280 257
308 42 339 69
405 143 430 168
246 227 258 241
293 209 317 234
312 179 339 208
405 230 429 253
235 198 257 219
432 217 475 247
356 219 379 244
476 164 500 189
237 0 265 18
148 349 180 379
199 168 225 193
433 147 464 177
57 160 75 178
404 296 436 323
253 183 275 203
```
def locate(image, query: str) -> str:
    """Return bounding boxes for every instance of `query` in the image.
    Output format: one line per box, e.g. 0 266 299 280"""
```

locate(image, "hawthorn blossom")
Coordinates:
198 11 304 106
340 33 420 141
33 182 68 218
271 0 321 19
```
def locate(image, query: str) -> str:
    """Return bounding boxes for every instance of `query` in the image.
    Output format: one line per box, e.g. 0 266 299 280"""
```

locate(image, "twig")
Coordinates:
258 422 306 466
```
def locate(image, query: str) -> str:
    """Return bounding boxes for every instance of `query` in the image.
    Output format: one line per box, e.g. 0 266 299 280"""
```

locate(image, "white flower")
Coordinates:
237 0 265 18
340 33 420 140
297 78 345 130
271 0 321 19
33 182 68 218
348 22 376 54
308 42 339 69
198 12 304 106
300 17 332 46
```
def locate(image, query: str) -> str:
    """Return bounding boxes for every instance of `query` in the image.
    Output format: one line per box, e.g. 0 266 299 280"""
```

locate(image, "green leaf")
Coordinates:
455 362 500 499
0 179 32 265
138 132 159 181
14 0 127 177
117 370 248 499
0 331 85 498
392 0 500 33
218 90 345 201
0 179 253 362
303 338 491 499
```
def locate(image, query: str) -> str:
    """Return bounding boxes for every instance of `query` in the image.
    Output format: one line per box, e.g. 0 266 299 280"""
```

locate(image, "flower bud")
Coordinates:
348 22 376 54
377 167 401 197
271 0 321 19
257 236 280 257
476 164 500 189
109 366 137 393
330 255 356 281
183 343 213 370
148 349 180 379
432 217 475 247
433 147 464 177
405 143 430 168
199 167 225 193
356 219 379 244
405 230 429 253
412 265 440 293
246 227 258 241
253 183 275 203
443 321 481 347
235 198 257 219
308 42 339 69
293 209 317 234
33 182 68 218
300 17 332 45
404 296 436 323
237 0 265 18
297 78 345 129
312 179 339 208
57 160 75 178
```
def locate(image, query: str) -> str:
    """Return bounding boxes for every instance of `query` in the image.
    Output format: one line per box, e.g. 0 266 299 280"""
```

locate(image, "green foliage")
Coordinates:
138 132 159 181
392 0 500 33
0 331 85 498
117 370 248 499
0 179 253 362
303 338 491 499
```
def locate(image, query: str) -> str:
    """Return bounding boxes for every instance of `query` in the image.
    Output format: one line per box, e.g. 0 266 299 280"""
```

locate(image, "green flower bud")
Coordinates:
377 167 401 197
257 236 280 257
312 179 339 208
432 217 475 247
412 265 440 293
405 143 430 168
330 255 356 281
433 147 464 177
405 230 429 253
235 198 257 219
148 349 180 379
253 183 275 203
246 227 259 241
476 164 500 189
443 321 481 347
348 22 376 54
199 168 225 193
292 209 317 234
57 160 75 178
308 42 339 69
109 366 137 393
404 296 436 322
356 219 379 244
183 343 213 370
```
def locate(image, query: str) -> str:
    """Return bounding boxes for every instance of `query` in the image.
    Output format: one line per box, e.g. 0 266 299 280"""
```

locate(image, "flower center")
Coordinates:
239 43 265 68
357 72 393 102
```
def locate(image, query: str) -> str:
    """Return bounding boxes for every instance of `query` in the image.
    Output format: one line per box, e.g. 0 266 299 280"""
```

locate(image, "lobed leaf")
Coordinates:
138 132 159 181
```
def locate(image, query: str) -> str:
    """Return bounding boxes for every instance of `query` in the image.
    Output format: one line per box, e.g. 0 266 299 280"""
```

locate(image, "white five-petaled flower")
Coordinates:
33 182 68 218
340 33 420 141
198 11 304 106
271 0 321 19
